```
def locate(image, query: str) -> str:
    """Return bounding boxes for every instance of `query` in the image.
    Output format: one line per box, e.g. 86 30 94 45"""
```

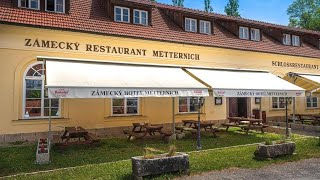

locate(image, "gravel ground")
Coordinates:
177 158 320 180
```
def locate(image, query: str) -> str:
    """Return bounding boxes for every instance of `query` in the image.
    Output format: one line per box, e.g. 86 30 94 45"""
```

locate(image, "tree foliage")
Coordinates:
287 0 320 31
172 0 184 7
224 0 241 17
204 0 213 12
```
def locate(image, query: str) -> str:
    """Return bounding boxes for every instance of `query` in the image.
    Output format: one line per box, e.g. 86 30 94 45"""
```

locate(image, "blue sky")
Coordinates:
157 0 294 25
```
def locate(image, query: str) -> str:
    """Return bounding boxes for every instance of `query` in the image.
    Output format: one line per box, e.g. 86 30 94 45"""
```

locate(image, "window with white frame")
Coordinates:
185 18 197 32
250 28 260 41
306 96 318 108
23 62 60 118
19 0 40 10
239 26 249 40
114 6 130 23
133 9 148 26
283 34 291 45
112 98 138 115
46 0 65 13
272 97 285 109
200 20 211 34
179 97 199 113
292 35 300 46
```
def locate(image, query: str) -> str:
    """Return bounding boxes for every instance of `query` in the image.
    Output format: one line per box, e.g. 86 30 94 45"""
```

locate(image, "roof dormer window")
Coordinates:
114 6 130 23
283 34 300 46
200 20 211 35
283 34 291 45
239 26 249 40
133 9 148 26
250 28 260 41
46 0 65 13
185 18 197 33
292 35 300 46
18 0 40 10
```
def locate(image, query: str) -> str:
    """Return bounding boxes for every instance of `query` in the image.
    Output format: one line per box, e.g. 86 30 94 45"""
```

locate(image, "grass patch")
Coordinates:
5 137 320 180
0 129 294 177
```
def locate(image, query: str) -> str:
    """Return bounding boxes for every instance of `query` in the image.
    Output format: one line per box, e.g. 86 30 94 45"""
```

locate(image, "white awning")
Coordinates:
45 60 209 98
283 73 320 94
185 68 305 97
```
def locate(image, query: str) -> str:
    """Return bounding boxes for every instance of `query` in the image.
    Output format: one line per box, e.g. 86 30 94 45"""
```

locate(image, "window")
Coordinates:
185 18 197 32
179 97 199 113
283 34 291 45
114 6 130 23
200 20 211 34
133 9 148 26
18 0 40 10
23 62 60 118
250 28 260 41
306 96 318 108
239 26 249 40
272 97 285 109
46 0 65 13
112 98 138 115
292 35 300 46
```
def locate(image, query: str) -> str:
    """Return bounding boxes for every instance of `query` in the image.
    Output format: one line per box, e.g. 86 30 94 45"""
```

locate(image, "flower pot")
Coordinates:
131 152 189 180
35 138 50 164
254 141 295 159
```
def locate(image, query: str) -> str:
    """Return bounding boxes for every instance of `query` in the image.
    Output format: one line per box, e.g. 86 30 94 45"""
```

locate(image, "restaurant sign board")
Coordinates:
213 89 305 97
48 88 209 98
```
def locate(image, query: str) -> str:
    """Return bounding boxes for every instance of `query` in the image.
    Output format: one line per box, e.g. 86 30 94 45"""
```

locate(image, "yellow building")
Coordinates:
1 0 320 143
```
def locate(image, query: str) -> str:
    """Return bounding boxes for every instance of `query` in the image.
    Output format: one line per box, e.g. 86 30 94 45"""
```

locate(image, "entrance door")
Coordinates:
228 97 248 117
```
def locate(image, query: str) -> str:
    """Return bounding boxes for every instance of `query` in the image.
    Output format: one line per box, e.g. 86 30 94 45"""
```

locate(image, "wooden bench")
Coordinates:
85 133 101 144
123 129 146 140
243 125 269 135
221 123 241 131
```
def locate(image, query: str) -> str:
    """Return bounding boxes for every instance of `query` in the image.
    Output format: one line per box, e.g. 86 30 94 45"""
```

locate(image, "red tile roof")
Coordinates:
1 0 320 59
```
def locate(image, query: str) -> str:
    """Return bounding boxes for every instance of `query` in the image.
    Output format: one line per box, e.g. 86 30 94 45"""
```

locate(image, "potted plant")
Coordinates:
131 145 189 180
35 138 50 164
254 138 295 159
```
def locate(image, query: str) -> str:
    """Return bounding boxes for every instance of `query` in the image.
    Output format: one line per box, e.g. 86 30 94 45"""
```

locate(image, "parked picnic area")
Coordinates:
0 126 320 179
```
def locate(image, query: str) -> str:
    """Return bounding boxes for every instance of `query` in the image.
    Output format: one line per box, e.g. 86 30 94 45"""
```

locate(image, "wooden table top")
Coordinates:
228 117 262 122
65 126 87 134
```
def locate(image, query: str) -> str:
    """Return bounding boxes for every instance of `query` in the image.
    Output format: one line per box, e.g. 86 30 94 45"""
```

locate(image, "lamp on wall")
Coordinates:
191 97 205 150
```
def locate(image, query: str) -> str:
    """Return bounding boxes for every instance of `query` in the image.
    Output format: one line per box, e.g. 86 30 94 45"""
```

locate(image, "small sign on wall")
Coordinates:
215 97 223 105
255 97 261 104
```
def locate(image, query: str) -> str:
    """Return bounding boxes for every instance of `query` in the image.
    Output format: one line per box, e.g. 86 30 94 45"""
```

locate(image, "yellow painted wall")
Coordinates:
1 24 320 135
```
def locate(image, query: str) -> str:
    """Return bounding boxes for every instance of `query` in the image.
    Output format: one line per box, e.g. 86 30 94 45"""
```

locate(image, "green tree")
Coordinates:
287 0 320 30
150 0 157 2
224 0 241 17
172 0 184 7
204 0 213 12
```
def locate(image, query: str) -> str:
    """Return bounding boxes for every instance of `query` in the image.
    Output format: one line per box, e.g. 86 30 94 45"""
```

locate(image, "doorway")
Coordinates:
228 97 249 117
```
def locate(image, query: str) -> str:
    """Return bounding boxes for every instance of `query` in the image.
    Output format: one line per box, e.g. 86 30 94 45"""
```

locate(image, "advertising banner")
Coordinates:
48 88 209 98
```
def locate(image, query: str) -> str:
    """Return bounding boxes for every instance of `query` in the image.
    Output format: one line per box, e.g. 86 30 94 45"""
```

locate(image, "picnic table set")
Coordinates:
222 117 269 134
53 126 100 147
290 113 320 126
123 123 173 140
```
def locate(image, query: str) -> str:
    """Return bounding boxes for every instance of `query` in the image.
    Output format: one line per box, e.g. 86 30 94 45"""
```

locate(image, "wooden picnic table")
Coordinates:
223 117 268 134
180 120 218 136
56 126 100 146
123 123 169 140
290 114 320 125
182 120 198 128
